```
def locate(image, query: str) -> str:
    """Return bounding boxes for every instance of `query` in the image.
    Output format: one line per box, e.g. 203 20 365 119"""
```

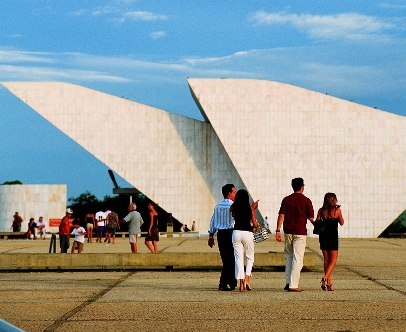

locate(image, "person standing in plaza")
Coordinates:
59 208 73 253
208 184 237 291
314 192 345 291
105 209 120 245
230 189 259 292
122 203 144 253
275 178 314 292
11 212 23 232
263 216 269 230
95 210 105 243
104 208 112 243
36 216 47 239
85 212 95 243
71 219 86 253
145 202 159 253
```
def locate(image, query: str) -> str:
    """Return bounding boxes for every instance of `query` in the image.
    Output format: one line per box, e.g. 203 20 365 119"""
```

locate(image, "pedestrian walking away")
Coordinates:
208 184 237 291
275 178 314 292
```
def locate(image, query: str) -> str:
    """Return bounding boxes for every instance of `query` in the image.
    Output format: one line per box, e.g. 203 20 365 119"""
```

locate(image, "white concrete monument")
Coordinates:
2 79 405 237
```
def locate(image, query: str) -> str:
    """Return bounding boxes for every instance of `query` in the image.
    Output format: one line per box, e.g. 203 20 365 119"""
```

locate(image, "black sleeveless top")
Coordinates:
151 214 159 228
233 209 253 232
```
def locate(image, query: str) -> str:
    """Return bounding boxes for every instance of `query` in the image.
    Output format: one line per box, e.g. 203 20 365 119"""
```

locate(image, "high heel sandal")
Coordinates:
244 280 252 291
239 280 246 293
320 277 326 291
327 283 334 291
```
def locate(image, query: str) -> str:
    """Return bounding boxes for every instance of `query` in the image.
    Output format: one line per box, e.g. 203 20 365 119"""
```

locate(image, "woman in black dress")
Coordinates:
145 202 159 253
314 193 344 291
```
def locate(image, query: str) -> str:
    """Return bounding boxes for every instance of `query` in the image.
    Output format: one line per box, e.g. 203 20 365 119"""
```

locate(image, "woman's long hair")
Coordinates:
320 193 339 219
231 189 251 219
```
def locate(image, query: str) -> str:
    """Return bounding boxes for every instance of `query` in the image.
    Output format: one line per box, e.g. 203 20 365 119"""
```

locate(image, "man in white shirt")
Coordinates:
208 184 237 291
95 210 105 243
36 216 47 239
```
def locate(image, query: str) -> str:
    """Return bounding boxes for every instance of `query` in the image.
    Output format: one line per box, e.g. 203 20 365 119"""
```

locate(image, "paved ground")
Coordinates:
0 236 405 332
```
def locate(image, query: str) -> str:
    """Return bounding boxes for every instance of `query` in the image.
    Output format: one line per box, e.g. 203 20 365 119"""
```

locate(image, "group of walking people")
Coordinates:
58 202 160 254
208 178 344 293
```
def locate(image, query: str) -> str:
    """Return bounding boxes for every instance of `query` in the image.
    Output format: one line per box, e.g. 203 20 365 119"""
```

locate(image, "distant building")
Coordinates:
0 184 66 232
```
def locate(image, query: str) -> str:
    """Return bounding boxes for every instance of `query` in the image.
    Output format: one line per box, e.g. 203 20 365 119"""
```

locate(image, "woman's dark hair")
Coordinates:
321 192 339 219
231 189 251 218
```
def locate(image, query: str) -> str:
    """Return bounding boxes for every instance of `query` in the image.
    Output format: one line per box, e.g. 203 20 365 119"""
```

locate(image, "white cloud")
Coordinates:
250 11 396 41
379 2 406 9
0 65 130 82
120 11 167 22
150 31 166 39
0 50 55 64
184 51 248 66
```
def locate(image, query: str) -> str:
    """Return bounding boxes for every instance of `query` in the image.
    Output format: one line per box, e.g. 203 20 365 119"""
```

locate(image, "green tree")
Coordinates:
2 180 23 185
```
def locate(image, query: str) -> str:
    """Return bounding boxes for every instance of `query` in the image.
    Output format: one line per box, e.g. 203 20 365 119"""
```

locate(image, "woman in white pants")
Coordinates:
231 189 259 292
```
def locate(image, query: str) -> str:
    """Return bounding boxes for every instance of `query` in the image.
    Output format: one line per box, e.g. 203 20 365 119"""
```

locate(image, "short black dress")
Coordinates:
145 215 159 242
319 217 339 251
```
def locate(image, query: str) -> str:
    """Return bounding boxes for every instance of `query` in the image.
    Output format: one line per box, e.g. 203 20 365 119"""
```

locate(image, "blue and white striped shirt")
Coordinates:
209 199 235 235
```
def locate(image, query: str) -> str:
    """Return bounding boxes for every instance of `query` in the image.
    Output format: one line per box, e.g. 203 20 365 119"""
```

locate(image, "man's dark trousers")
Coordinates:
217 229 236 289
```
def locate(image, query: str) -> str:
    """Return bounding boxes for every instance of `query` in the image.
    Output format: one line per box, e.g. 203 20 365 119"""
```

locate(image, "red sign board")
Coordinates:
49 218 74 227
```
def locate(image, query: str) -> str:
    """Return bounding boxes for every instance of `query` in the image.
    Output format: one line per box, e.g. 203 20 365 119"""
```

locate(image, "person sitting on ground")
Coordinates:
36 216 47 239
26 218 37 240
71 219 86 253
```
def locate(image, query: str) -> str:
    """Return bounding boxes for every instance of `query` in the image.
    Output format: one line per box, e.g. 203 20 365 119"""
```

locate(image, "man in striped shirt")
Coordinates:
208 184 237 291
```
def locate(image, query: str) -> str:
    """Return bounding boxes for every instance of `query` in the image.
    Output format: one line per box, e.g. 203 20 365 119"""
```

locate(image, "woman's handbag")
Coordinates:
253 225 271 243
313 218 325 235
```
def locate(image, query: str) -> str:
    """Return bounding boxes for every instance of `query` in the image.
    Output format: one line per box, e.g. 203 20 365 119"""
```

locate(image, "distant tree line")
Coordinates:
67 191 181 232
1 180 23 185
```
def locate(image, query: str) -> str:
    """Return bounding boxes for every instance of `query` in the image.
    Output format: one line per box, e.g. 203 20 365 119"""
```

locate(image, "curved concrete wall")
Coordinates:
188 78 406 237
0 184 66 232
2 79 405 237
0 82 245 232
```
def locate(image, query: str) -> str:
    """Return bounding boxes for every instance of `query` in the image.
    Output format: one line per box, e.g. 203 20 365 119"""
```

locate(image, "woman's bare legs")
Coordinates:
145 239 155 253
153 240 158 253
322 249 338 289
87 227 93 243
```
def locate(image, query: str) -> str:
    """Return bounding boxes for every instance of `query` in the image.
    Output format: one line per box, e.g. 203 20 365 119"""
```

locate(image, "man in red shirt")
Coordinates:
276 178 314 292
59 208 73 253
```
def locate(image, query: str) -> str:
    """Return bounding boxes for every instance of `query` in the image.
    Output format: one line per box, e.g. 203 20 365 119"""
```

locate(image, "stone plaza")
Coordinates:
0 236 405 331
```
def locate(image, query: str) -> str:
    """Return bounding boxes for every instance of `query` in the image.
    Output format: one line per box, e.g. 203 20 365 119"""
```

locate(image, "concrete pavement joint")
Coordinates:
42 271 134 332
344 266 406 296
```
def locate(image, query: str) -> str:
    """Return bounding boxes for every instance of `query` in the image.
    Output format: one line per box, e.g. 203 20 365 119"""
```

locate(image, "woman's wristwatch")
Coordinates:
275 230 280 232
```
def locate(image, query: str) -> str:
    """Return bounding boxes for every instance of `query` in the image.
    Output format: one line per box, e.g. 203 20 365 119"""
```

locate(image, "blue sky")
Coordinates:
1 0 405 200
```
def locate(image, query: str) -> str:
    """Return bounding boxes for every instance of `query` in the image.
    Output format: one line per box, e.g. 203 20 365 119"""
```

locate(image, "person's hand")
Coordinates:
208 237 215 248
251 200 259 210
275 232 282 242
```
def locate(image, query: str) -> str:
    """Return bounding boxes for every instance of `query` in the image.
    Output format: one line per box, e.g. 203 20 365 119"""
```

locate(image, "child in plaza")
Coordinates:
71 219 86 253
